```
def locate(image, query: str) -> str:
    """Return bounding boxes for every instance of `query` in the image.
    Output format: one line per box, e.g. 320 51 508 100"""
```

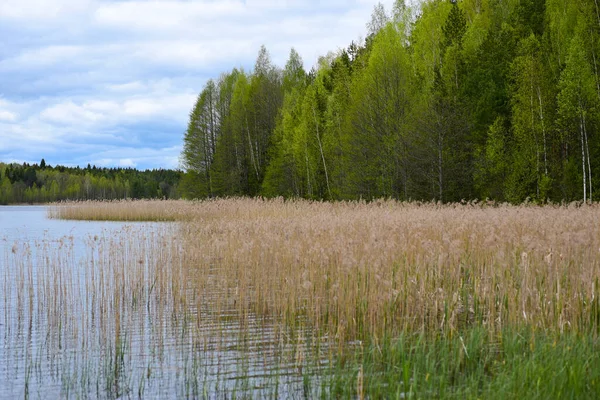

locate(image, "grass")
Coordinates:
327 327 600 399
47 199 189 221
7 198 600 397
2 221 320 398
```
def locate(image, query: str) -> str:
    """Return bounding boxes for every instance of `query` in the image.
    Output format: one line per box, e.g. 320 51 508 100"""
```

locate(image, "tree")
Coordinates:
282 48 305 93
177 2 600 203
181 80 219 197
343 23 414 199
247 46 284 193
296 69 331 198
262 49 307 197
210 69 243 196
367 2 389 37
507 34 554 202
419 0 472 202
0 176 13 205
557 35 598 202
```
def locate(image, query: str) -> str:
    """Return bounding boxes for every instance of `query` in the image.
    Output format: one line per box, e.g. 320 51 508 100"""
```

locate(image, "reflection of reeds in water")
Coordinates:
2 223 321 398
6 198 600 397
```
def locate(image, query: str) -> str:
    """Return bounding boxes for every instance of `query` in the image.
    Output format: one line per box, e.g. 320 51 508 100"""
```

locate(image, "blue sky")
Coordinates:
0 0 398 170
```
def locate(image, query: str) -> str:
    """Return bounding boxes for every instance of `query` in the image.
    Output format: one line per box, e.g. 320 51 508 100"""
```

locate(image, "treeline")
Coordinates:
0 160 182 204
182 0 600 203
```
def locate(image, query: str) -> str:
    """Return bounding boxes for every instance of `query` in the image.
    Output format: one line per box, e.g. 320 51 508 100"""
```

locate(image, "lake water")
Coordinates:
0 206 326 399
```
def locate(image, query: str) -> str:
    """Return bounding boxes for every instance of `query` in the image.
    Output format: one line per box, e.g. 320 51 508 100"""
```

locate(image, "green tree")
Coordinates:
507 34 554 202
0 176 13 205
262 49 307 197
210 69 243 196
182 80 219 197
343 23 414 199
557 35 598 202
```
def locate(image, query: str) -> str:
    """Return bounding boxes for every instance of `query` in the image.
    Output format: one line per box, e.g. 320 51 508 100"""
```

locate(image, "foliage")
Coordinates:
0 161 182 204
181 0 600 203
327 328 600 399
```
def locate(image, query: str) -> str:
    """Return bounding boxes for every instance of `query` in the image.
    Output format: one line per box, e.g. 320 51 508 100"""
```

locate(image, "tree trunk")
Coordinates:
583 112 593 202
438 130 443 201
530 77 540 198
591 30 600 102
244 115 260 181
537 88 548 176
313 107 332 198
305 143 312 197
580 111 587 202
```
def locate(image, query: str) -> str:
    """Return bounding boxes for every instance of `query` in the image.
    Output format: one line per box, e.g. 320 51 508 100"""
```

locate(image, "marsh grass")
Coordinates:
327 327 600 399
47 199 190 221
163 198 600 341
2 221 320 399
7 198 600 397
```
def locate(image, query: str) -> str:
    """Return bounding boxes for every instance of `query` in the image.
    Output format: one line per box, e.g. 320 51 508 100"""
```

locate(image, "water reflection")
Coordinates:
0 206 326 399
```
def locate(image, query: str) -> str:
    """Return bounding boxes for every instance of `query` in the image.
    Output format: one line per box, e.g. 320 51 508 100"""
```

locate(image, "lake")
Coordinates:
0 206 325 399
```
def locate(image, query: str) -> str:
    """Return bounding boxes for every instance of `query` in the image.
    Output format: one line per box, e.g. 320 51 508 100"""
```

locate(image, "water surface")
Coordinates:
0 206 324 399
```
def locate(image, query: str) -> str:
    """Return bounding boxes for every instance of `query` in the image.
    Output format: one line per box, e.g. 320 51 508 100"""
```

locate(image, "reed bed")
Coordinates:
161 198 599 340
47 198 600 340
7 198 600 397
173 198 600 397
2 222 321 398
47 199 191 221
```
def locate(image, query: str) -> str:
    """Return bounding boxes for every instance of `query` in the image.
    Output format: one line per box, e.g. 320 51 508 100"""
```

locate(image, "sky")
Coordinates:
0 0 400 171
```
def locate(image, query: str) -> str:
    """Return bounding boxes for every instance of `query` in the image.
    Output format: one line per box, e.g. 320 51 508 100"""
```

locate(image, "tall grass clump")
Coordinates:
171 198 600 396
30 198 600 397
2 219 320 398
47 199 190 221
172 198 600 341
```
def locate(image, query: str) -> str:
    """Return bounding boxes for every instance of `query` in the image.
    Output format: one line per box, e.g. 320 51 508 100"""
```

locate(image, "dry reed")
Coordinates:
50 198 600 342
169 198 600 343
6 198 600 396
2 218 318 397
47 199 190 221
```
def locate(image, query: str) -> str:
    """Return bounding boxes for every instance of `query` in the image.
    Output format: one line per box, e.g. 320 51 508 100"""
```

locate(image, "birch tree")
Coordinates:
558 36 597 202
508 34 553 201
181 80 219 197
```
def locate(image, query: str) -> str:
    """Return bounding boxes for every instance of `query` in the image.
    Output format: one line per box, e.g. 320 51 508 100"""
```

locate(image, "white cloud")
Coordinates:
107 82 146 93
0 111 17 122
118 158 136 168
35 80 196 129
0 0 398 169
9 46 85 68
40 101 103 125
0 0 93 21
94 1 246 29
123 94 196 120
91 146 182 170
0 99 19 123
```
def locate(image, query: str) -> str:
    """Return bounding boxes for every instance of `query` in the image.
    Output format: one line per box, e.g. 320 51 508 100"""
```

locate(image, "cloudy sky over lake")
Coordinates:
0 0 398 170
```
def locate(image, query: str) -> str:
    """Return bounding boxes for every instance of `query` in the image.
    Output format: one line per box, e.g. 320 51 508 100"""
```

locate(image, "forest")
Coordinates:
181 0 600 203
0 160 182 204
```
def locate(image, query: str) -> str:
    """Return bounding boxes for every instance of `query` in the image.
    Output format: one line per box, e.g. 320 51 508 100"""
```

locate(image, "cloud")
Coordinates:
94 1 246 30
90 146 182 170
37 81 197 128
0 111 17 122
118 158 136 168
0 0 398 169
0 99 21 122
0 0 92 21
40 101 103 125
